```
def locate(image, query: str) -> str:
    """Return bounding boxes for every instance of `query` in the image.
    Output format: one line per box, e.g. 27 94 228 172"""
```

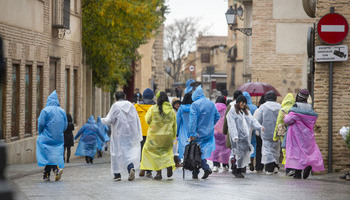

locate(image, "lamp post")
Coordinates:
225 4 252 36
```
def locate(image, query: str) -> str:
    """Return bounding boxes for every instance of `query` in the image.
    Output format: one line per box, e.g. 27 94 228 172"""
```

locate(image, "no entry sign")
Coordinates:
317 13 349 44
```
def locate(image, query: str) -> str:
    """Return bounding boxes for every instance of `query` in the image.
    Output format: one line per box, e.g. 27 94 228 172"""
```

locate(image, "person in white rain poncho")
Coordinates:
102 91 142 181
256 90 282 175
227 95 264 178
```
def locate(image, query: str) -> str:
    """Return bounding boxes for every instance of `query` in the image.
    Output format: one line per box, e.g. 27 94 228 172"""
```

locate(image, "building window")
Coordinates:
73 68 78 123
65 68 70 112
231 65 235 86
11 64 20 138
25 65 32 136
52 0 71 29
49 60 57 94
36 65 43 131
201 53 210 63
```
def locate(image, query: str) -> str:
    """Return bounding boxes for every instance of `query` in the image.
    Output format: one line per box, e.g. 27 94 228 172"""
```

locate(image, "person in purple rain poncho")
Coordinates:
284 89 324 179
208 95 231 172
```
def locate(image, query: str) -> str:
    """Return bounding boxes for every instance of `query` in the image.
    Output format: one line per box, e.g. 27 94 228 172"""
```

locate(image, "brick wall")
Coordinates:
314 0 350 172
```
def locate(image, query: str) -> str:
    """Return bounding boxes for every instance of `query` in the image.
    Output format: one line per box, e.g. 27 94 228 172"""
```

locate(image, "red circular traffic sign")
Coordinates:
317 13 349 44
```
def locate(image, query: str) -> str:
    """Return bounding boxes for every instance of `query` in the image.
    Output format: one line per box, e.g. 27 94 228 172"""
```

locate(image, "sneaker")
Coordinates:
223 166 229 172
273 167 279 174
234 172 245 178
340 172 350 180
266 171 274 175
294 171 302 179
139 170 145 177
202 169 212 179
286 170 295 176
249 163 254 172
212 166 219 172
146 172 153 178
43 172 50 181
128 168 135 181
114 174 121 181
166 166 173 178
55 169 63 181
154 173 162 180
192 173 198 179
303 166 312 179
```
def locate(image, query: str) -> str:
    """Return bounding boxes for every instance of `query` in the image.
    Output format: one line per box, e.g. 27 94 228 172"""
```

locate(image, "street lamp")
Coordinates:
225 4 252 36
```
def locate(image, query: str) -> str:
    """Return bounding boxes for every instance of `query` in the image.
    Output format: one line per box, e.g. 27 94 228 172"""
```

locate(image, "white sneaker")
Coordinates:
55 168 63 181
266 171 274 175
273 167 279 174
212 166 219 172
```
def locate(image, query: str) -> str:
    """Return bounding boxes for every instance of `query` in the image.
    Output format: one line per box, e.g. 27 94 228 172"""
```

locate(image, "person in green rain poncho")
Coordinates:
140 91 177 180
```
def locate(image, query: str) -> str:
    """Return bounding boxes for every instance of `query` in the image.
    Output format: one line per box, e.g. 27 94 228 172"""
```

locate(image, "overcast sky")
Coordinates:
164 0 228 36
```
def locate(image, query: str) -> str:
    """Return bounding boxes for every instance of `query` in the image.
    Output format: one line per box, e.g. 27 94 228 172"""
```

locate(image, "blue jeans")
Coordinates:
192 159 210 175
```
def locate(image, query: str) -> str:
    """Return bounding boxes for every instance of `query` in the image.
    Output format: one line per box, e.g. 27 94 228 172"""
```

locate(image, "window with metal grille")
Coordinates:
201 53 210 63
25 65 33 137
52 0 70 29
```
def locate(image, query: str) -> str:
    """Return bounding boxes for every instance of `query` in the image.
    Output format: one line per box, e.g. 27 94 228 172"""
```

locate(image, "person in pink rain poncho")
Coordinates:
208 96 231 172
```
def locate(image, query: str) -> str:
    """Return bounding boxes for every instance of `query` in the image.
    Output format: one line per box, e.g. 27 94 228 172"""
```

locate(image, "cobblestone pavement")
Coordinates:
7 155 350 200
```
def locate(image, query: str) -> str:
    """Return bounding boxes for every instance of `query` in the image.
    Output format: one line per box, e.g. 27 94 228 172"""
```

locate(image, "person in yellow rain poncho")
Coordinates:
140 91 177 180
134 88 156 177
273 93 295 175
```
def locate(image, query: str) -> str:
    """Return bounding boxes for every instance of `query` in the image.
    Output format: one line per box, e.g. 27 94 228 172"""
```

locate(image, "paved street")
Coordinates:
6 155 350 200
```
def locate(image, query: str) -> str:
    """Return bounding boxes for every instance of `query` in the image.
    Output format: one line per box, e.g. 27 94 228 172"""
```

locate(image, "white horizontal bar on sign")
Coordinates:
321 25 345 32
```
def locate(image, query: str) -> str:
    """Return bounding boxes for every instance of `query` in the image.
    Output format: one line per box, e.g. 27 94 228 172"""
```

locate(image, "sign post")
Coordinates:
316 7 349 173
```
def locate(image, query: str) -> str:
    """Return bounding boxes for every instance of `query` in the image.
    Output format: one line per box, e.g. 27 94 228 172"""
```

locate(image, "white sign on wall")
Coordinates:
315 45 348 62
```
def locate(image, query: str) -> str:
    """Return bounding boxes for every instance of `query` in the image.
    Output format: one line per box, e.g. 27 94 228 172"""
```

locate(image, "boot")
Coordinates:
139 170 145 177
249 157 255 171
154 170 162 180
294 170 302 179
167 166 173 178
234 168 244 178
43 172 50 181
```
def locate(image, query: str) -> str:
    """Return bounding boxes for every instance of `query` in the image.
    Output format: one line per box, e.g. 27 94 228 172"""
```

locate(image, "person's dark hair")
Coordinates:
172 100 181 109
265 90 277 101
66 113 73 123
226 99 233 106
258 95 266 107
234 95 249 115
215 95 226 104
157 91 169 115
295 89 309 103
233 90 243 100
182 92 193 105
115 91 125 101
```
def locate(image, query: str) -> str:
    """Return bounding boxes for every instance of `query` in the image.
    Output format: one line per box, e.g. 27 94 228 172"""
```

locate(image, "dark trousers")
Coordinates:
140 136 147 157
193 159 210 175
213 161 228 168
85 156 93 163
255 135 264 171
64 146 71 162
44 165 58 175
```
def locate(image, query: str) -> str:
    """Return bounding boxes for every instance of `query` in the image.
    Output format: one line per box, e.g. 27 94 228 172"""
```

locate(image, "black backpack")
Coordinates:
182 141 202 178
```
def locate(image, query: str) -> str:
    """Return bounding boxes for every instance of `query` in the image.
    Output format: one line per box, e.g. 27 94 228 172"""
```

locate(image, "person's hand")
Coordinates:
189 136 196 141
261 127 265 132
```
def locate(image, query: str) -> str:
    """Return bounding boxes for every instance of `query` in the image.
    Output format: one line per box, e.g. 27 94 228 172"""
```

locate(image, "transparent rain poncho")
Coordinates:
75 116 105 158
36 91 67 169
140 102 177 171
96 116 110 151
102 100 142 174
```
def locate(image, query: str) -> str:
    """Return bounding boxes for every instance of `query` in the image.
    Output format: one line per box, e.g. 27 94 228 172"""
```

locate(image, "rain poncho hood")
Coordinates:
75 115 105 158
273 93 295 142
185 79 195 94
256 101 282 164
177 104 191 159
135 103 154 136
140 103 177 171
102 100 142 174
189 85 220 159
284 107 324 171
96 116 110 151
227 106 262 168
243 92 257 115
208 103 231 164
36 91 67 169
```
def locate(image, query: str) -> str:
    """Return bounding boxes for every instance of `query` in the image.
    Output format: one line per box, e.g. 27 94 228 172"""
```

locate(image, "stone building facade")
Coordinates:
313 0 350 172
0 0 110 165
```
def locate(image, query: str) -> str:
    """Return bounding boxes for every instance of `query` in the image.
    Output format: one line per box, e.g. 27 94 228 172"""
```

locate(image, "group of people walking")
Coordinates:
36 82 324 182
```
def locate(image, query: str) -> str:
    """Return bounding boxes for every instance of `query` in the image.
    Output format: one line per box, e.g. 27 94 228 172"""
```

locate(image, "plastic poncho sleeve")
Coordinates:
188 103 199 138
273 110 285 141
101 104 120 125
227 110 239 142
247 113 263 132
38 110 47 134
176 108 183 137
256 107 263 125
96 126 106 143
74 125 84 140
145 105 154 125
214 108 220 125
284 112 296 126
172 111 177 139
222 104 231 135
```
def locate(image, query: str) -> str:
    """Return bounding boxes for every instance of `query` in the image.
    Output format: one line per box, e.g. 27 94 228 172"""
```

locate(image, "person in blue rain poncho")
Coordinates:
242 92 258 171
176 92 193 160
36 90 67 181
96 116 110 157
184 79 195 94
75 115 105 164
188 85 220 179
